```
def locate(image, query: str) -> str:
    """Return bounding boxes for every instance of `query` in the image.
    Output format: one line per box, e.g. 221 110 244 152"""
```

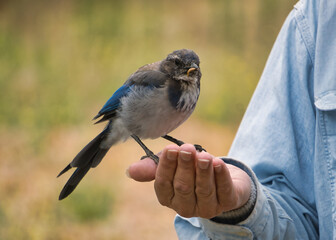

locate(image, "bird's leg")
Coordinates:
161 135 184 146
162 135 206 152
131 134 159 164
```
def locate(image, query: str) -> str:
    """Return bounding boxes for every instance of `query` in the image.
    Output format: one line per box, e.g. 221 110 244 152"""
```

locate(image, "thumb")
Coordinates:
126 157 158 182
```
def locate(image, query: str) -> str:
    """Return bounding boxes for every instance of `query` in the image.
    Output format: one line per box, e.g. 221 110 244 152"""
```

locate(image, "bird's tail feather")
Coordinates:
58 127 110 200
58 162 92 200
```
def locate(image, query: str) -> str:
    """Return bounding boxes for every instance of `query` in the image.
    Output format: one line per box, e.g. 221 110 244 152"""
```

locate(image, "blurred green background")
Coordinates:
0 0 295 239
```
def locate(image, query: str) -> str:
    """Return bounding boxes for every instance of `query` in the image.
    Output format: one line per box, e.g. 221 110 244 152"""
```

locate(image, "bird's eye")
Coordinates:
174 58 182 66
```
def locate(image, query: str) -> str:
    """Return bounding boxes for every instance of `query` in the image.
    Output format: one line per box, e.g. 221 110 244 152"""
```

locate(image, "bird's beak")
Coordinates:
187 64 199 77
187 68 196 77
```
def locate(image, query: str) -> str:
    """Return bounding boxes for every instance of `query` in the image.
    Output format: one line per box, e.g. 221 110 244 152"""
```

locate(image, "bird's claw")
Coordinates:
141 153 159 164
194 144 206 152
140 145 205 164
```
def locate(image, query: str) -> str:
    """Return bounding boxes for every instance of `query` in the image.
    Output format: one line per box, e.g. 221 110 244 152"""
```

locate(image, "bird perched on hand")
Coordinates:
58 49 203 200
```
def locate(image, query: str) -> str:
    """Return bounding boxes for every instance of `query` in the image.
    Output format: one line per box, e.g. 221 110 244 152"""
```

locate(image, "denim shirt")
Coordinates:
175 0 336 239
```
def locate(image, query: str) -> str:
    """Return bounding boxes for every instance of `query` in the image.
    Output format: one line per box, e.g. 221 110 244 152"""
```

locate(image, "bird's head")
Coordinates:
160 49 201 83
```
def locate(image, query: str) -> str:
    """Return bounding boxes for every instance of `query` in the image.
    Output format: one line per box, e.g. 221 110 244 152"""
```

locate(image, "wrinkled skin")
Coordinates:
127 144 251 219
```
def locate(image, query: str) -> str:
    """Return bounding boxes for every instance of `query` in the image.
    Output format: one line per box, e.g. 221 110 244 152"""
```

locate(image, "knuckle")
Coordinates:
154 177 174 207
195 187 215 199
174 179 193 195
155 177 173 191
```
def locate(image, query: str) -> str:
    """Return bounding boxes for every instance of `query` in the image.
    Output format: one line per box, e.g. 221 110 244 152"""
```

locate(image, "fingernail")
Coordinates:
214 165 222 173
180 151 192 161
125 168 131 178
198 159 210 169
167 149 178 161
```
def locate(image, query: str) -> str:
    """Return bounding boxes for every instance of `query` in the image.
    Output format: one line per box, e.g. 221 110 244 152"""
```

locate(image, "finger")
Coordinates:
213 158 237 212
127 157 157 182
195 152 217 218
171 144 197 217
154 144 179 206
226 163 252 209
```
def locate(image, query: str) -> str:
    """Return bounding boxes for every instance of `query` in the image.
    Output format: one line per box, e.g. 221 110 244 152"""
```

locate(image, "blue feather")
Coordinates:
93 84 131 121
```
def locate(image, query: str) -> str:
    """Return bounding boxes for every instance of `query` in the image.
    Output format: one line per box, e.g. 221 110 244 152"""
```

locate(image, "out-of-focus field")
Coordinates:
0 0 295 239
0 119 236 240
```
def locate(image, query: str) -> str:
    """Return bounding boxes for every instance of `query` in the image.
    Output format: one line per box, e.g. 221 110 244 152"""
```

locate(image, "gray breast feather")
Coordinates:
177 84 200 112
118 85 194 139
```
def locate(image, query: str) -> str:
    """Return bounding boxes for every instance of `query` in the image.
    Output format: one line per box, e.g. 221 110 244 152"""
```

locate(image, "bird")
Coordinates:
57 49 204 200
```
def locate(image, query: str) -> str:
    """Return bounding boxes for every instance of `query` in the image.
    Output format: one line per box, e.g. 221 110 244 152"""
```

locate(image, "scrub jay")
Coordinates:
58 49 204 200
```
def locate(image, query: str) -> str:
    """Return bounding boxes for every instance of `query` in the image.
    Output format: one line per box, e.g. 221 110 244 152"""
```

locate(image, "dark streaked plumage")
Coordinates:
58 49 203 200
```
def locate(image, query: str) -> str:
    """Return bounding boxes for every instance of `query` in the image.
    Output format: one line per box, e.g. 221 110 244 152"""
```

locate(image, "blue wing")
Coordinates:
93 84 131 123
93 70 168 124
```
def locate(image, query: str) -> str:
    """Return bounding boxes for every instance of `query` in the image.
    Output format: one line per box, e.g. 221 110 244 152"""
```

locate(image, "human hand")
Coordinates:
127 144 251 219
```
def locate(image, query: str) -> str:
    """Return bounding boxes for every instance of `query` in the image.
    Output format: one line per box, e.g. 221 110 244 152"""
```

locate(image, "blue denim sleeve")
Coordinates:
174 0 327 239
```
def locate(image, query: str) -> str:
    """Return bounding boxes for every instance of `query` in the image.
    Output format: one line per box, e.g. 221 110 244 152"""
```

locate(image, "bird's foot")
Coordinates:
140 152 159 164
131 134 160 164
162 135 206 152
194 144 206 152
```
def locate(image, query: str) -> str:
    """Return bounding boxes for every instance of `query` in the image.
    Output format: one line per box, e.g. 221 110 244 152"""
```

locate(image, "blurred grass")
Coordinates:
0 0 295 239
0 0 295 133
61 185 114 223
